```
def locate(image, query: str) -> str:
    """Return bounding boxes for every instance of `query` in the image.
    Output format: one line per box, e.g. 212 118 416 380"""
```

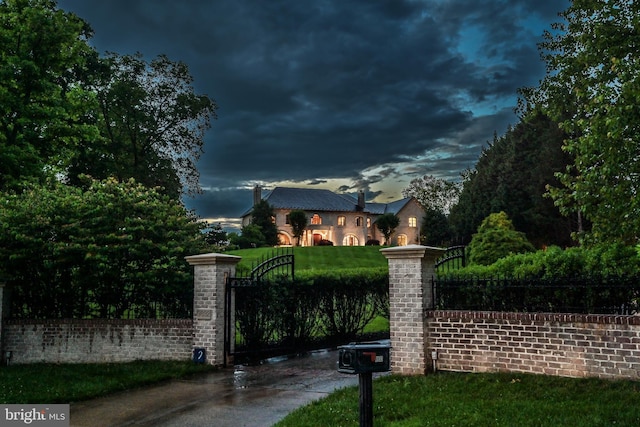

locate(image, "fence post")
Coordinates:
381 245 444 375
185 253 241 366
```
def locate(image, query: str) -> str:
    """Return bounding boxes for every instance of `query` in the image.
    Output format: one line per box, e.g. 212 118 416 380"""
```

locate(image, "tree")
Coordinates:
67 53 217 198
467 211 535 266
520 0 640 245
421 208 452 247
229 224 267 249
0 178 206 318
250 200 279 246
204 223 228 247
449 109 575 247
402 175 461 214
375 213 400 245
0 0 99 192
288 210 308 246
403 175 460 247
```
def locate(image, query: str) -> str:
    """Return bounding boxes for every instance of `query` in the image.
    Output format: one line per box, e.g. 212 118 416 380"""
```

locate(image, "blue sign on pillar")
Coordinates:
193 347 206 364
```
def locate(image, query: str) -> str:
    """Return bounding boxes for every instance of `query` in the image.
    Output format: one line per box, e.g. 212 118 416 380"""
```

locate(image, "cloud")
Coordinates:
57 0 570 227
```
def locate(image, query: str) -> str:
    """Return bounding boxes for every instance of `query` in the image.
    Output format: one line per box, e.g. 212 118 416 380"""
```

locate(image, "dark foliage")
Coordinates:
232 269 389 360
449 110 576 247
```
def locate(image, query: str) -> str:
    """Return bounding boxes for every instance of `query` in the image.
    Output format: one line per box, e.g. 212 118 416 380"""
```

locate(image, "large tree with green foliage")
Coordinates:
67 53 217 198
520 0 640 245
449 110 574 247
0 178 206 318
0 0 99 192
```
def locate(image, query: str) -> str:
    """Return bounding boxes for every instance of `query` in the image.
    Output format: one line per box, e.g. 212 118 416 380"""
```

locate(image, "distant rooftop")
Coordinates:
241 186 413 217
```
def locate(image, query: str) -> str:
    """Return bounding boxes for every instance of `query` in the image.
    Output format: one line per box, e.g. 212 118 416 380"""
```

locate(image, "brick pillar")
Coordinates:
381 245 444 375
185 253 241 366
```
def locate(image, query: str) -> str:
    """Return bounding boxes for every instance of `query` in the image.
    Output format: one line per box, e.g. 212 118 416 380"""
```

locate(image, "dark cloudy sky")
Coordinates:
57 0 569 230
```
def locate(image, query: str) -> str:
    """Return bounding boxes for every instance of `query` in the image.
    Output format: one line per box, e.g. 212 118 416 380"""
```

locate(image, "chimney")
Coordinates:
357 190 365 211
253 185 262 206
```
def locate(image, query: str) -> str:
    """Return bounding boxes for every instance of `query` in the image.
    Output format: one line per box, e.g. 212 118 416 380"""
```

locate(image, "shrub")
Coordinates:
447 244 640 279
467 212 535 265
233 268 389 353
0 178 205 319
304 268 388 340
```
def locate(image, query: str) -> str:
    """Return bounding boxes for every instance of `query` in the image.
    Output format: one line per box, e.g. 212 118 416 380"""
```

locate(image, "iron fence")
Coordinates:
432 275 640 314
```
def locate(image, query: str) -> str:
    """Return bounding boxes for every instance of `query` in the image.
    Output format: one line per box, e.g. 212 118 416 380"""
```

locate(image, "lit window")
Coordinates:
343 235 359 246
311 214 322 225
338 216 346 226
397 234 408 246
367 217 371 228
409 217 417 227
356 216 363 227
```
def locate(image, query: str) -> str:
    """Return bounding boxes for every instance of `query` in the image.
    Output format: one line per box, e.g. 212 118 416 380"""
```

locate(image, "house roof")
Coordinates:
264 187 358 212
241 186 415 217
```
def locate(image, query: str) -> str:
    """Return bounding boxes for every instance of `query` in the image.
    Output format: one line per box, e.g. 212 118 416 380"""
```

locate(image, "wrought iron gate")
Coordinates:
224 248 294 365
434 245 466 273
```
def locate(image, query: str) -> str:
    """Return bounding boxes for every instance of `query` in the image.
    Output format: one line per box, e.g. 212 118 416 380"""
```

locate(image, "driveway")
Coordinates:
70 348 360 427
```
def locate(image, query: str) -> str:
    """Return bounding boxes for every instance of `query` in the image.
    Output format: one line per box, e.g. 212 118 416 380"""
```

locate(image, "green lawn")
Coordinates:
227 245 388 273
276 372 640 427
0 361 217 404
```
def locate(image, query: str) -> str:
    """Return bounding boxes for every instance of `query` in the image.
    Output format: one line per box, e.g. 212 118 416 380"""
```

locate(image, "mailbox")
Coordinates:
337 341 390 374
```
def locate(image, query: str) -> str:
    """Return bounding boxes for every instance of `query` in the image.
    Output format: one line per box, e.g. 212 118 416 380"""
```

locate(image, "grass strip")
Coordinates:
227 246 388 273
276 372 640 427
0 360 217 404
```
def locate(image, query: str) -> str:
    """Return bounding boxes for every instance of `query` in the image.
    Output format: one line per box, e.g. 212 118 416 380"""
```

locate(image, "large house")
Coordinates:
241 186 425 246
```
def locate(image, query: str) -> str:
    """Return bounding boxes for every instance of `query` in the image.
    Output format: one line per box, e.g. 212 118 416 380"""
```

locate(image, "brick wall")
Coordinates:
3 318 193 364
427 310 640 380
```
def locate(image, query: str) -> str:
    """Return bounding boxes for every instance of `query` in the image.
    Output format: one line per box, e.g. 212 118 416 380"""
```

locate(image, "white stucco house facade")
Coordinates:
241 186 425 246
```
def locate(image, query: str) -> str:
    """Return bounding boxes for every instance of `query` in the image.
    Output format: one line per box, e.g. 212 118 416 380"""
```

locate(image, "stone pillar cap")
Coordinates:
185 253 242 265
380 245 445 259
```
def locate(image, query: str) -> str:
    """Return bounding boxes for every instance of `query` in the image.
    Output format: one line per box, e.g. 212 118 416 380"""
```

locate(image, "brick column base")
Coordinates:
185 253 241 366
381 245 444 375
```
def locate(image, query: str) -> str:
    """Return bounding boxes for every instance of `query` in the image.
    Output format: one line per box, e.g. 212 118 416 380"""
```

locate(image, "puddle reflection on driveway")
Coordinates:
71 348 363 427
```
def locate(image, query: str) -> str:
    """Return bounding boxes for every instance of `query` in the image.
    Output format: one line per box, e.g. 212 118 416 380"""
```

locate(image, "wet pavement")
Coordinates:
70 348 361 427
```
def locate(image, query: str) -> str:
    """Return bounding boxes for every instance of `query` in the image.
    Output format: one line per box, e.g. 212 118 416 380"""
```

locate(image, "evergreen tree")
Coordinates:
421 208 452 247
467 211 535 266
449 110 574 247
251 200 279 247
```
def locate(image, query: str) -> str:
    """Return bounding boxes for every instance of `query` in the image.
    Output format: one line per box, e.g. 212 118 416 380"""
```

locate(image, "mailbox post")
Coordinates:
338 342 390 427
